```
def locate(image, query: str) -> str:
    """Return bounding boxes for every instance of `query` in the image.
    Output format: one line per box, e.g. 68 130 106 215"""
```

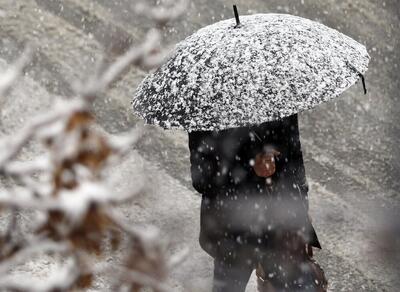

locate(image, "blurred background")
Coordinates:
0 0 399 291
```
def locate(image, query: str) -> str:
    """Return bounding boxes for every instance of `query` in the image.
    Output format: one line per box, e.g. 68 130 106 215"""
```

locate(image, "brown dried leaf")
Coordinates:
75 273 94 289
66 111 93 131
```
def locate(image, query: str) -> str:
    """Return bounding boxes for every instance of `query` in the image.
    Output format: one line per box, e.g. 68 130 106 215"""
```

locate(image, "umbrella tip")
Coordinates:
233 5 241 28
346 61 367 95
359 73 367 95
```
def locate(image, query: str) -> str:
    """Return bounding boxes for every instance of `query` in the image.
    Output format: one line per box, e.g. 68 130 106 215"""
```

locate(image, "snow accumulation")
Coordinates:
132 13 370 131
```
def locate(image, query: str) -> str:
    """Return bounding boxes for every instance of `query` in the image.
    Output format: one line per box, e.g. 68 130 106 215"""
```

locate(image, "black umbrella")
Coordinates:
132 6 370 131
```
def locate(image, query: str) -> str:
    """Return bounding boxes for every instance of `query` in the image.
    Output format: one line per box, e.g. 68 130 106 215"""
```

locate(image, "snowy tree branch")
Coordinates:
135 0 188 25
0 0 186 290
0 47 32 99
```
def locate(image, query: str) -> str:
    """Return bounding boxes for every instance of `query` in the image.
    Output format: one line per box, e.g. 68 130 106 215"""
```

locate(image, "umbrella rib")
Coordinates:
346 61 367 95
251 130 263 142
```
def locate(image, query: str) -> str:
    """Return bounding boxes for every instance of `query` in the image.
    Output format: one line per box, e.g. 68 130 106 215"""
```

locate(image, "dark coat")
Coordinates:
188 114 321 258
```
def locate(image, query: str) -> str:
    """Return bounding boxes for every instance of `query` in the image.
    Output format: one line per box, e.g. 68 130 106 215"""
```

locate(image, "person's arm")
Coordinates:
188 131 218 195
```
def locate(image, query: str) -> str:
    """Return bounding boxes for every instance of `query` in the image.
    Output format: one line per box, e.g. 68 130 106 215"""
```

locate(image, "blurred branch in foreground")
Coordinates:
0 47 32 102
0 1 187 291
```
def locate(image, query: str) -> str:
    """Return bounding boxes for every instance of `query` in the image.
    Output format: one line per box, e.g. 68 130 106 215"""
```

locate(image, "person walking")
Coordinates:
189 114 327 291
132 6 370 292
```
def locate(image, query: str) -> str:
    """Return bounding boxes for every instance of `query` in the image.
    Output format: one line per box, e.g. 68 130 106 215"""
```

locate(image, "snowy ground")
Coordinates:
0 0 399 291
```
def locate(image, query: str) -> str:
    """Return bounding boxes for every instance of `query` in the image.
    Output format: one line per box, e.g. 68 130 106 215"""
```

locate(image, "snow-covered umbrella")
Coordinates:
132 6 370 132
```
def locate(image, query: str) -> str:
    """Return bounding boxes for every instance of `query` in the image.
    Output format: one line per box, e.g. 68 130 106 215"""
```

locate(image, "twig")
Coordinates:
168 247 189 270
105 209 160 244
0 46 32 98
135 0 188 25
0 240 71 276
0 99 85 168
4 157 51 177
77 29 161 99
0 258 79 292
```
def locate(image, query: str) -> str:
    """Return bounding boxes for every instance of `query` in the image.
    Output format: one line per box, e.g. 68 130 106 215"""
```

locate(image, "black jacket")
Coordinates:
189 114 320 258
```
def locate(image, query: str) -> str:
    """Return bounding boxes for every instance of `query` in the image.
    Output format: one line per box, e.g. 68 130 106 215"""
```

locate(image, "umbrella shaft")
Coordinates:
233 5 241 27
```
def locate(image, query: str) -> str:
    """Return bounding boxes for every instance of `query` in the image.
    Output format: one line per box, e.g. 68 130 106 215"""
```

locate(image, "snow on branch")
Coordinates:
76 29 163 99
0 99 85 168
0 46 32 99
0 1 186 290
135 0 188 25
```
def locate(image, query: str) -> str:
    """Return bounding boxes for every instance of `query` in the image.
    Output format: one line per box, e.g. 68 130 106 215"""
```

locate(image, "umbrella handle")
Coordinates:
233 5 241 28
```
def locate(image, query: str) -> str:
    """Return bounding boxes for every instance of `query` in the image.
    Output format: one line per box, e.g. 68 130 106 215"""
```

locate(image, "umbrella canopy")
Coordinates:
132 12 370 132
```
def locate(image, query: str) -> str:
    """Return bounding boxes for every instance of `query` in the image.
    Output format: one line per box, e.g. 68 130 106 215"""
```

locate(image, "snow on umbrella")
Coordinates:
132 6 370 132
